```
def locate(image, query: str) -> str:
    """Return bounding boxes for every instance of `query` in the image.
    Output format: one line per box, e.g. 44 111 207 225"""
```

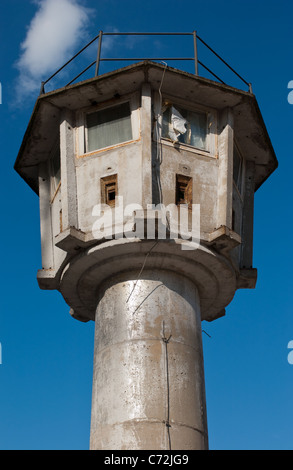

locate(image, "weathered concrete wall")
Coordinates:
38 84 247 278
50 185 65 269
37 80 259 302
38 161 66 274
216 108 234 231
230 185 243 266
76 140 143 233
152 90 220 234
38 162 54 270
90 269 208 450
241 160 255 269
156 143 219 233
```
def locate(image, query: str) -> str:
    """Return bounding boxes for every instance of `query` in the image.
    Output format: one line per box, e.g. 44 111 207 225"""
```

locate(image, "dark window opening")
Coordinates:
107 188 116 201
176 174 193 211
232 209 236 231
178 188 185 202
101 174 118 207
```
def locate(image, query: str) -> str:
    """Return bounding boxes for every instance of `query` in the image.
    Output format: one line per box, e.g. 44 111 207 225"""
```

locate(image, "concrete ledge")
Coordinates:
58 238 237 323
207 226 241 253
55 227 91 252
237 268 257 289
37 268 58 290
36 222 253 321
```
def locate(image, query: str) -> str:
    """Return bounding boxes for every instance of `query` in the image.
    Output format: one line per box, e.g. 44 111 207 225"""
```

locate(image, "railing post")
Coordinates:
95 31 103 76
193 30 198 76
40 81 45 95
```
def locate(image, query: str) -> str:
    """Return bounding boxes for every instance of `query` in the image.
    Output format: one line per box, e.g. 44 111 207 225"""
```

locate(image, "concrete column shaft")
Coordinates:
90 269 208 450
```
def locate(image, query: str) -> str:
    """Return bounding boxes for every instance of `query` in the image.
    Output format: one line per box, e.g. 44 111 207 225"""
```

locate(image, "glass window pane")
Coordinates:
162 104 207 150
87 102 132 152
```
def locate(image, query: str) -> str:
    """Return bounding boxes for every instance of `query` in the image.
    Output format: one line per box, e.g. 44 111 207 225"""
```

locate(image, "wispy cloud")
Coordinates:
15 0 91 98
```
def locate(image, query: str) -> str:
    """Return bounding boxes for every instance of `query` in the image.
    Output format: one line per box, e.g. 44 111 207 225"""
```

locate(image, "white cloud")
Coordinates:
16 0 91 95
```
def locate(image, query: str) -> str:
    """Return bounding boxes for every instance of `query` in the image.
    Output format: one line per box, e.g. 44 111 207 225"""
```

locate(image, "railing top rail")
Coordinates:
40 30 252 95
101 32 194 35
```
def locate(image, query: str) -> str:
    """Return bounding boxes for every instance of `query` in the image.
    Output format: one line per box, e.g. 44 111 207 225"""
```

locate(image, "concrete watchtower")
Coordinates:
14 32 277 450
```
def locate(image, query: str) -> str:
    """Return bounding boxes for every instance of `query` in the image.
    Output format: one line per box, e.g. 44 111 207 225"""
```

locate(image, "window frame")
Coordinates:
155 94 217 157
76 92 140 157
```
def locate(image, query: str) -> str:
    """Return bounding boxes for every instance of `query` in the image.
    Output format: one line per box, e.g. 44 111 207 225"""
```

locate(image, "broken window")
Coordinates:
86 102 133 152
101 174 118 208
162 102 207 150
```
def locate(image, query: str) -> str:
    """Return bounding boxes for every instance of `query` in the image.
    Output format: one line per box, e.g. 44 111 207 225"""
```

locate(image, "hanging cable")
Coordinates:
126 63 169 306
156 62 167 205
162 320 172 450
155 62 171 234
126 240 159 303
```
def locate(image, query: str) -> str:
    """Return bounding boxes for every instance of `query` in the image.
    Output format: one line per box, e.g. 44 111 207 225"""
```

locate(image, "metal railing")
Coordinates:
39 31 252 95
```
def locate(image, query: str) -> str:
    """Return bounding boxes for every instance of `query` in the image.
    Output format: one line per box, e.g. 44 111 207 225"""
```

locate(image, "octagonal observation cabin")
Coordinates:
14 31 278 323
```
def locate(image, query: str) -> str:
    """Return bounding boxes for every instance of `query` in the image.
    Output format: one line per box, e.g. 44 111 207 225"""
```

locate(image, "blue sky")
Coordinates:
0 0 292 450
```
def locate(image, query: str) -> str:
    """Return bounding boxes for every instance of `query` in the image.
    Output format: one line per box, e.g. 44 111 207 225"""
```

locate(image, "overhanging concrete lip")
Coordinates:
14 60 278 194
57 237 237 323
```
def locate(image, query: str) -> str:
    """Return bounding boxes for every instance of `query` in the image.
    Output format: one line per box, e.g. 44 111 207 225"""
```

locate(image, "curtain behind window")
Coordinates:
87 102 132 152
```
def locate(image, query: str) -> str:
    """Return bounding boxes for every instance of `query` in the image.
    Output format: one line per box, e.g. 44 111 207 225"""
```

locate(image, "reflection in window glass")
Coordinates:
162 104 207 150
87 102 132 152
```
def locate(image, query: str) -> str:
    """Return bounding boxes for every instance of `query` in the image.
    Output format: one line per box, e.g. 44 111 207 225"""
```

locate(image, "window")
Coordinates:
162 102 207 150
101 174 118 208
86 102 132 153
49 141 61 200
232 209 236 231
233 143 243 193
176 174 193 211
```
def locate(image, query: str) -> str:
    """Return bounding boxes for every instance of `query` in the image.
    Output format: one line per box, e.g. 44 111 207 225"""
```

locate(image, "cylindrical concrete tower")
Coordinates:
90 270 208 450
14 51 277 449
